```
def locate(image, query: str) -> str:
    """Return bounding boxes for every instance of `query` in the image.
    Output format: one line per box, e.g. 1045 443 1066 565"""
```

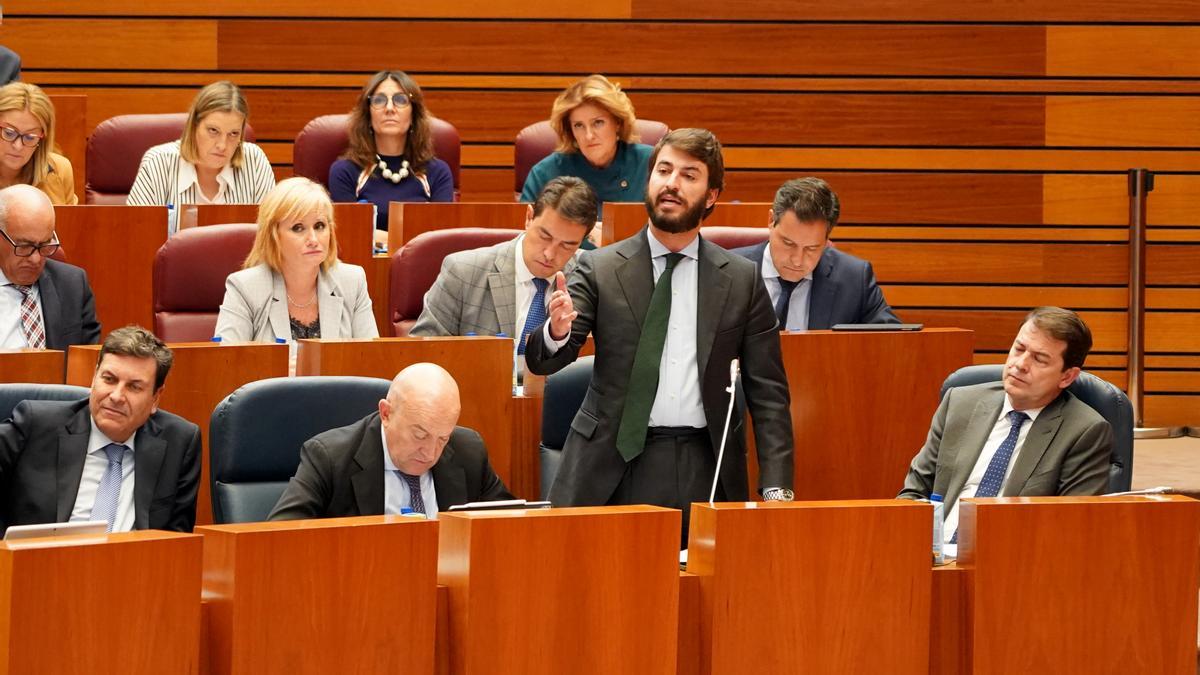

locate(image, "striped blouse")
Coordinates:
126 140 276 206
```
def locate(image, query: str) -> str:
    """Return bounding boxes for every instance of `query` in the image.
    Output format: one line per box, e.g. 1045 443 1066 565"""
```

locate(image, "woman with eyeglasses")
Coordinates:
128 81 275 207
0 82 77 205
328 71 453 248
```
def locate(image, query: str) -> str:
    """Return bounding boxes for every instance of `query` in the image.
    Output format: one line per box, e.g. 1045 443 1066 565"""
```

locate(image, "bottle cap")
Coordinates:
930 493 944 503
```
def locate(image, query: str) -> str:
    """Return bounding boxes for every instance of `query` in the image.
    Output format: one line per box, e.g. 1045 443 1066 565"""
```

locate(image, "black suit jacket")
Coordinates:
267 413 513 520
0 46 19 84
526 228 794 506
37 259 102 349
732 242 898 329
0 399 202 534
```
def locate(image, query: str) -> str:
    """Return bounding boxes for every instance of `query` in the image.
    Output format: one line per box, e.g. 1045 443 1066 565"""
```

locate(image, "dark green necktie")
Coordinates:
615 252 685 462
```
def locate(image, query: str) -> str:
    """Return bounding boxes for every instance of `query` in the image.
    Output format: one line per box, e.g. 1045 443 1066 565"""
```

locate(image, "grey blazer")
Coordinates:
409 237 577 338
214 262 378 342
898 381 1113 514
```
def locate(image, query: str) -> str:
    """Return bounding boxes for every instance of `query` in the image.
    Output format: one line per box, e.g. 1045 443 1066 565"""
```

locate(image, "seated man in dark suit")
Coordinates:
269 362 512 520
733 177 898 330
0 184 100 349
898 307 1113 543
0 46 19 84
0 326 203 534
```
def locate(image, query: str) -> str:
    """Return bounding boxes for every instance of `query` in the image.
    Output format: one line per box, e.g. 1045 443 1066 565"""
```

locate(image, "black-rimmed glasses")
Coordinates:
0 125 43 148
0 227 59 258
368 93 412 110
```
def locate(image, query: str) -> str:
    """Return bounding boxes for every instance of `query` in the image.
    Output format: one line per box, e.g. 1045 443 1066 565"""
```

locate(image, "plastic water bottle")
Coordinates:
930 493 945 564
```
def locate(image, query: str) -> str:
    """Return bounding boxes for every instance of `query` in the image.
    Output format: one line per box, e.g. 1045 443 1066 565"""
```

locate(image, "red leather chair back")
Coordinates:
700 226 769 250
86 113 257 205
152 223 258 341
513 119 669 195
389 227 523 336
292 113 461 194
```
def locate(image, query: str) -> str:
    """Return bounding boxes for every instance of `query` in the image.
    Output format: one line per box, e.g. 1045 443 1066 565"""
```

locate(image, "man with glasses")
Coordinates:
0 184 99 349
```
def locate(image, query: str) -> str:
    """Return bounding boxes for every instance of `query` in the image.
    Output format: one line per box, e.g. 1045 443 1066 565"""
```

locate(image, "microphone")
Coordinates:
708 359 740 506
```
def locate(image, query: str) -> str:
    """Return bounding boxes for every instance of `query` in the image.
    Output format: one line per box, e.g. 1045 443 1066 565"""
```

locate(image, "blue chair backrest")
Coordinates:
0 383 90 423
940 364 1134 492
209 376 392 523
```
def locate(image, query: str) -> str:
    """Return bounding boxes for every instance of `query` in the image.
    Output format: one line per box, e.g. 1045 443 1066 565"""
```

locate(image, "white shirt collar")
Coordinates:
647 228 700 261
512 233 539 284
87 417 137 455
1002 393 1046 424
760 243 814 283
176 156 236 204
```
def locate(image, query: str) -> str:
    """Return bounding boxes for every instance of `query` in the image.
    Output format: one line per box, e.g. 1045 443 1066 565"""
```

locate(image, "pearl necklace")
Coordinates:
376 155 410 183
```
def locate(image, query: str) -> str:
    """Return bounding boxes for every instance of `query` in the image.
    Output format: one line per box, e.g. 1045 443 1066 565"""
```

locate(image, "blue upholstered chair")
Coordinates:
208 376 392 523
0 383 90 423
940 364 1134 493
538 356 594 500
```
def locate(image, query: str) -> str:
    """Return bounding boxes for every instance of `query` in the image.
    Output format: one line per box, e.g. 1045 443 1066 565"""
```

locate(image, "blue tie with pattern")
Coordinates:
951 410 1029 544
400 472 426 515
517 278 550 356
91 443 126 532
775 278 800 327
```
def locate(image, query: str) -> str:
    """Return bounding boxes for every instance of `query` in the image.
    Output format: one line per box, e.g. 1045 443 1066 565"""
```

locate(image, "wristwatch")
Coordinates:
762 488 795 501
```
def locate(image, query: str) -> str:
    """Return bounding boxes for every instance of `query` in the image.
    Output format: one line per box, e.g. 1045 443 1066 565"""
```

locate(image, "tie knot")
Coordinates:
103 443 126 464
532 277 549 293
663 252 685 271
10 283 33 296
1007 410 1029 427
398 471 422 488
778 278 801 294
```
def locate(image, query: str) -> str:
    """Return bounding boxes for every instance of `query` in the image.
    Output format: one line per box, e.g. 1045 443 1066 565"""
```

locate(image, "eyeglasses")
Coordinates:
0 125 43 148
0 227 59 258
368 93 412 110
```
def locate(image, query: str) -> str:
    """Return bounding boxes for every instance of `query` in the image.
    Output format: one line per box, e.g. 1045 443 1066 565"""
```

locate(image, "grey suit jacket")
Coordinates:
0 399 202 534
214 262 378 342
526 227 794 505
732 241 898 329
898 381 1113 514
35 259 101 349
267 412 513 520
409 237 577 338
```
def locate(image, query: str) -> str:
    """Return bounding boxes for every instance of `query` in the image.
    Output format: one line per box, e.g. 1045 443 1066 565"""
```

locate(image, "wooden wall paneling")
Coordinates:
883 286 1127 309
1046 27 1200 78
723 147 1200 173
0 350 66 385
6 0 635 19
1147 175 1200 225
901 309 1127 353
46 95 86 203
1147 245 1200 285
1045 96 1200 148
841 242 1128 285
1146 396 1200 427
3 19 217 70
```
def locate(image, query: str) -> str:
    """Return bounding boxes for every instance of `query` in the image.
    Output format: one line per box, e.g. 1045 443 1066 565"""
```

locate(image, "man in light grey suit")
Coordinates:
409 177 597 372
899 307 1113 542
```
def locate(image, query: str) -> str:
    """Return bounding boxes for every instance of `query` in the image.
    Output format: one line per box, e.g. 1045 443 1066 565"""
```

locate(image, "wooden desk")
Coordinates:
601 201 770 245
387 201 529 253
439 505 680 675
198 516 438 675
0 349 65 384
48 94 87 202
67 342 289 525
54 205 167 333
0 530 202 675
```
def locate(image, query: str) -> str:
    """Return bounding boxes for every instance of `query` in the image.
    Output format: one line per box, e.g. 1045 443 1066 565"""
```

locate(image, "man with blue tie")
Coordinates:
733 177 898 330
268 362 512 520
408 176 596 378
898 307 1114 542
0 326 202 534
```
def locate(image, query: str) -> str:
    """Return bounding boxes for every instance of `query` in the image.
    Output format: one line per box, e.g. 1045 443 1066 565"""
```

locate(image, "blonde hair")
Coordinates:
0 82 57 188
548 74 639 154
244 177 339 273
180 81 249 169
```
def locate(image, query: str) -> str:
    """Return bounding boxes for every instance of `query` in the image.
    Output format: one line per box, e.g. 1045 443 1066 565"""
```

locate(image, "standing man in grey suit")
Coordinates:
899 307 1113 542
0 184 100 349
409 176 596 377
526 128 795 542
0 326 202 534
733 177 898 330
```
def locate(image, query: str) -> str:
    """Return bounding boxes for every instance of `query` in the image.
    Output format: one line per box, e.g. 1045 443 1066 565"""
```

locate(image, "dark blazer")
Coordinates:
898 382 1113 514
37 259 102 349
732 242 898 329
0 399 203 534
267 413 513 520
0 46 19 84
526 228 794 506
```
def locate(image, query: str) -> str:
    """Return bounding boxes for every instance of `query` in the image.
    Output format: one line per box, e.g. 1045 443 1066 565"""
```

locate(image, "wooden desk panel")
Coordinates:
0 349 65 384
67 343 289 526
198 516 438 675
439 505 680 675
0 530 202 675
930 563 970 675
387 202 530 253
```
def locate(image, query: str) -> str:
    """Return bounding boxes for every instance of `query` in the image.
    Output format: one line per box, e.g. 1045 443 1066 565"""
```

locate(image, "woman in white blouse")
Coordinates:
127 81 275 206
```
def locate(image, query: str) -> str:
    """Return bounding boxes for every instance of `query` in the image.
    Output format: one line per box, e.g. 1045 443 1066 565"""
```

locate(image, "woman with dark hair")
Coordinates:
328 71 453 246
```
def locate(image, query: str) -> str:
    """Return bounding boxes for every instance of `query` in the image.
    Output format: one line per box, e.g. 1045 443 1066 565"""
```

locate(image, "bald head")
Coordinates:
379 363 463 475
0 184 57 286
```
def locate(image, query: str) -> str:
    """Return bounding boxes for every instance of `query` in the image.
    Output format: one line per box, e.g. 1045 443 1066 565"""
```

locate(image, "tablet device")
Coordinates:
832 323 923 332
4 520 107 541
447 499 552 512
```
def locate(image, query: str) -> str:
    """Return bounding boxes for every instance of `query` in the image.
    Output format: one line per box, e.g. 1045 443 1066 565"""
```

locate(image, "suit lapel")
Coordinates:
696 238 732 385
55 407 92 522
132 419 167 529
268 272 291 340
316 268 342 337
489 240 518 338
431 445 468 508
946 390 1003 510
351 417 385 516
35 271 62 349
806 249 836 330
614 229 655 329
1003 395 1066 495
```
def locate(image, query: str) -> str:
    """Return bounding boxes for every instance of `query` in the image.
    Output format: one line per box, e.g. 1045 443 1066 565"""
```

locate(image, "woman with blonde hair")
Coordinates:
214 176 378 343
519 74 653 206
128 80 275 206
329 70 453 246
0 82 77 204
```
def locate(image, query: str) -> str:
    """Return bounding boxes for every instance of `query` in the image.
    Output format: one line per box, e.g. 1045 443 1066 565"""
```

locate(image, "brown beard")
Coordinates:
644 190 704 234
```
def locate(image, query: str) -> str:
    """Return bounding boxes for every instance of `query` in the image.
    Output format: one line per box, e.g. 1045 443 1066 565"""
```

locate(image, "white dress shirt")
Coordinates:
942 395 1045 542
761 250 814 331
69 421 137 532
175 159 236 205
0 269 42 348
513 234 553 375
381 424 439 519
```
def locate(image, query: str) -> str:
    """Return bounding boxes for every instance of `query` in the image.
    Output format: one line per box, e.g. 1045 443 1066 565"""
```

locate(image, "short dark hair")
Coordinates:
1024 307 1092 370
532 176 598 228
97 326 174 391
772 177 840 236
648 128 724 218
